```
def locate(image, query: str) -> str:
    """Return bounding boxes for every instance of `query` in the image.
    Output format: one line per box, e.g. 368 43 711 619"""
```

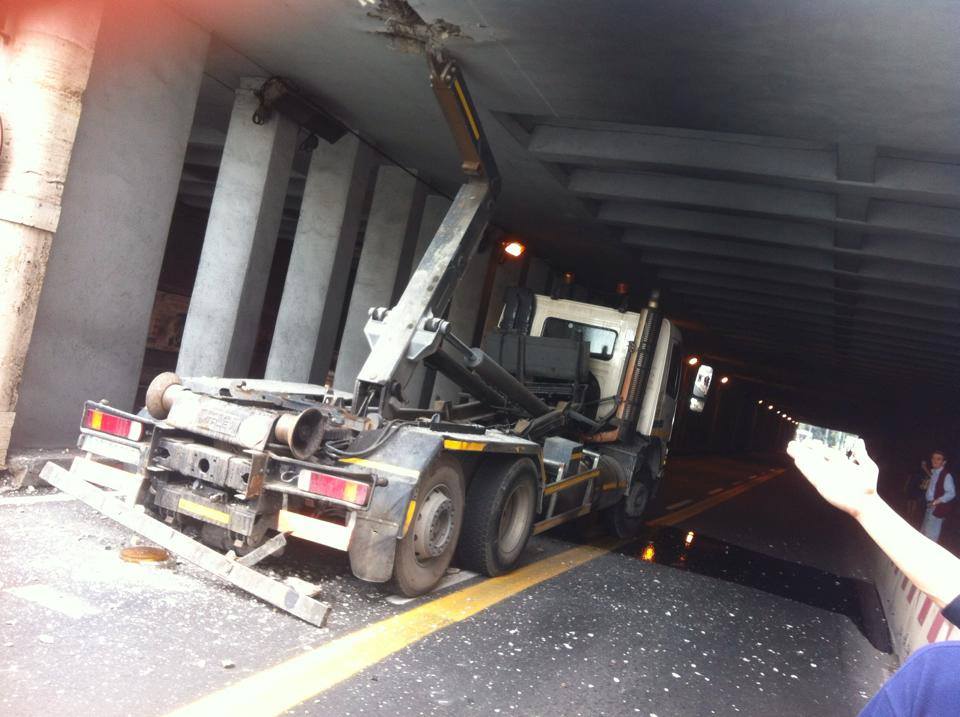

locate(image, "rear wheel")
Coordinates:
392 455 465 597
458 458 538 576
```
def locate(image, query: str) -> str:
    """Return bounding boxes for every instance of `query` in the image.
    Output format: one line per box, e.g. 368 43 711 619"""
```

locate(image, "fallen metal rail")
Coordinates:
40 460 331 627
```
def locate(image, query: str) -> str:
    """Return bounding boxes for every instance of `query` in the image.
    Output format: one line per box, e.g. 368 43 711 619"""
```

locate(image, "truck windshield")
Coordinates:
542 318 617 360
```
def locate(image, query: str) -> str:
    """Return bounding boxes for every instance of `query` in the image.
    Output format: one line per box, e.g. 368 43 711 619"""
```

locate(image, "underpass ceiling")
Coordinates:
166 0 960 407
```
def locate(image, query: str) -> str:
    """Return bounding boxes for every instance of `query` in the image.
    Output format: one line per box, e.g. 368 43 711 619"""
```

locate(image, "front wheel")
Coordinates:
392 455 465 597
602 479 650 539
458 458 538 576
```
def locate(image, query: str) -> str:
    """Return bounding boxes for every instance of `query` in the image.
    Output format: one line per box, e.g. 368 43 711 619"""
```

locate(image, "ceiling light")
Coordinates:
503 240 525 258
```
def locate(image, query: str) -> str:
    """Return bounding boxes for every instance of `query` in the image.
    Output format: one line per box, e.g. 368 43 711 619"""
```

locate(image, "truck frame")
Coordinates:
42 51 683 625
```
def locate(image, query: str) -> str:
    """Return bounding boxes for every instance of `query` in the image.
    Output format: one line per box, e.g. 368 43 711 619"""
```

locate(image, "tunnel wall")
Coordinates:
873 551 957 660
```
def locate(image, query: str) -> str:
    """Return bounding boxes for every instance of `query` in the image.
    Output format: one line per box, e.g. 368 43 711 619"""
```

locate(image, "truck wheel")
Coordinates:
392 455 465 597
602 479 650 539
458 458 537 576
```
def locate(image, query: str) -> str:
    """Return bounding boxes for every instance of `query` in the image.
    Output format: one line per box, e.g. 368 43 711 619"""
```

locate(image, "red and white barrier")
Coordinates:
875 552 957 659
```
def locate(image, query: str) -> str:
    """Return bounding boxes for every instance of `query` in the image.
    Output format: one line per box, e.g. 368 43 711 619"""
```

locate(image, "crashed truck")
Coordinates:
43 52 683 626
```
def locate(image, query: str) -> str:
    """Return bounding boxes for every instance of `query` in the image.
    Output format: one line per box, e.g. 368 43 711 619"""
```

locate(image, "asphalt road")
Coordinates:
0 454 895 716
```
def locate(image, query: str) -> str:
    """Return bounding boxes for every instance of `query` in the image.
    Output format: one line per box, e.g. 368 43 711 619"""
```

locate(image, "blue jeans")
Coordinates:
921 506 944 543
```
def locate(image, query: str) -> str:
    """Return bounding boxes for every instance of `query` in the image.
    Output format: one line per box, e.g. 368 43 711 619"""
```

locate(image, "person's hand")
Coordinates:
787 438 879 519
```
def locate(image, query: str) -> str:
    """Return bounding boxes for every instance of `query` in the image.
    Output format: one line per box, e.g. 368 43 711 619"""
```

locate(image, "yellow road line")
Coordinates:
646 469 785 528
166 467 785 717
165 539 618 717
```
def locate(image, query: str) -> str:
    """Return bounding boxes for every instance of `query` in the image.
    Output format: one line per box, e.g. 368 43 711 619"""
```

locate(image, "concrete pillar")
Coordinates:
264 136 374 384
524 256 553 294
8 0 209 453
332 166 426 393
177 79 298 378
431 247 493 404
402 194 451 406
482 257 525 338
0 0 103 465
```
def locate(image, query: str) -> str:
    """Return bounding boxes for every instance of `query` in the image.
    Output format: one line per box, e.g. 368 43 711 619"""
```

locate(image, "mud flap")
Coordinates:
348 515 399 583
40 460 331 627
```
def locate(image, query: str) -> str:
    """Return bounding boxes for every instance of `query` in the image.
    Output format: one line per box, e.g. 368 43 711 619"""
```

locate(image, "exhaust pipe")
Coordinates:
145 373 325 459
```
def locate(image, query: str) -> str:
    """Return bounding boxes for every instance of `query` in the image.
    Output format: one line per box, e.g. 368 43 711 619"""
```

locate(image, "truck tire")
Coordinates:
458 458 538 576
392 455 465 597
602 478 650 539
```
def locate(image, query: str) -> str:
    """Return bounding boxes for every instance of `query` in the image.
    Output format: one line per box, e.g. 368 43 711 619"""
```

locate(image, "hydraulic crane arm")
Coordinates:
352 52 500 415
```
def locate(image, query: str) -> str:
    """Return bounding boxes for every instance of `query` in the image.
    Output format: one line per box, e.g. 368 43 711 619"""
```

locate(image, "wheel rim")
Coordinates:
498 481 534 555
627 482 649 517
413 485 455 563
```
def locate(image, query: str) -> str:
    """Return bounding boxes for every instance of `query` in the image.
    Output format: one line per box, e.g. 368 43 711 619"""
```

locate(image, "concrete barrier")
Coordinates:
875 552 957 660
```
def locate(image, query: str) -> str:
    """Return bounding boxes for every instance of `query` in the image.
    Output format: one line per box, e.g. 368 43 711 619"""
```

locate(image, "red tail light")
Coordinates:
298 470 370 506
83 407 144 441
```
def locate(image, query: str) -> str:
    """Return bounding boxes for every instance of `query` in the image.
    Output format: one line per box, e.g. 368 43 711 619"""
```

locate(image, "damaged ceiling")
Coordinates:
166 0 960 410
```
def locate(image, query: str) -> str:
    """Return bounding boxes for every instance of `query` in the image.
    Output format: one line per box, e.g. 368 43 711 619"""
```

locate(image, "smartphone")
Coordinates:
794 422 860 456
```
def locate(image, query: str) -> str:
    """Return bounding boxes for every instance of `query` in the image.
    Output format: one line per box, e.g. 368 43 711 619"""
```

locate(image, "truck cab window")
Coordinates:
542 318 617 360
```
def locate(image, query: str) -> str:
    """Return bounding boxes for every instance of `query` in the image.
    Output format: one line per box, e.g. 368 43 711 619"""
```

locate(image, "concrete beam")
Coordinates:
658 269 960 323
177 79 299 378
685 303 960 358
571 169 836 222
627 233 960 291
11 1 209 450
333 166 427 393
264 135 375 384
669 284 960 338
527 122 960 208
647 253 960 308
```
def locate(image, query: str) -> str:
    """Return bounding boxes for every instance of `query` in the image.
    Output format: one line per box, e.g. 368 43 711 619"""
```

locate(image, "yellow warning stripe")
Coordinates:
339 457 420 480
166 466 785 717
543 469 600 496
453 78 481 140
165 539 619 717
177 498 229 525
443 439 487 452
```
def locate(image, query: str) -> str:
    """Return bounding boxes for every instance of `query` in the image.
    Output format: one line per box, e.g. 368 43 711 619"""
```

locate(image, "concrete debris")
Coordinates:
37 634 55 644
221 659 236 669
367 0 469 55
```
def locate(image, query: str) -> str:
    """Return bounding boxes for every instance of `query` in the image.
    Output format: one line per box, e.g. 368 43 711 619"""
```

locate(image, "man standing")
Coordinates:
920 450 956 543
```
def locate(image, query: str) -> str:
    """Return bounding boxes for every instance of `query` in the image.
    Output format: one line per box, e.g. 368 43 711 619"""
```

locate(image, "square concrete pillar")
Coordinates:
482 257 525 338
177 79 299 378
264 135 375 384
401 194 451 406
332 166 426 393
431 247 493 404
524 255 553 294
11 1 209 449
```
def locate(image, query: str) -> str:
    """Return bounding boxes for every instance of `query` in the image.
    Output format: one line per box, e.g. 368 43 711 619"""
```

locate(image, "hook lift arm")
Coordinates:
352 52 501 417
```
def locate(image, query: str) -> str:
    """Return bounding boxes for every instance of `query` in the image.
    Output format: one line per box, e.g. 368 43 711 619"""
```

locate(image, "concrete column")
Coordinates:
264 135 374 384
0 0 103 465
482 257 525 338
524 255 553 294
8 0 209 453
431 247 493 404
402 194 451 406
332 166 426 393
177 79 298 378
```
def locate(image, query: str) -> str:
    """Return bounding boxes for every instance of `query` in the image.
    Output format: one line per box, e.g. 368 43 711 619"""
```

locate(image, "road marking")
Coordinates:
665 499 693 511
5 584 100 618
647 469 785 528
707 487 724 495
0 493 78 506
165 540 620 717
168 466 785 716
385 569 480 605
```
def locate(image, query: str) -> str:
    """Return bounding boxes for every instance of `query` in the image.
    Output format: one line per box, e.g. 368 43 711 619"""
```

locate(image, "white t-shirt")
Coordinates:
926 466 957 504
